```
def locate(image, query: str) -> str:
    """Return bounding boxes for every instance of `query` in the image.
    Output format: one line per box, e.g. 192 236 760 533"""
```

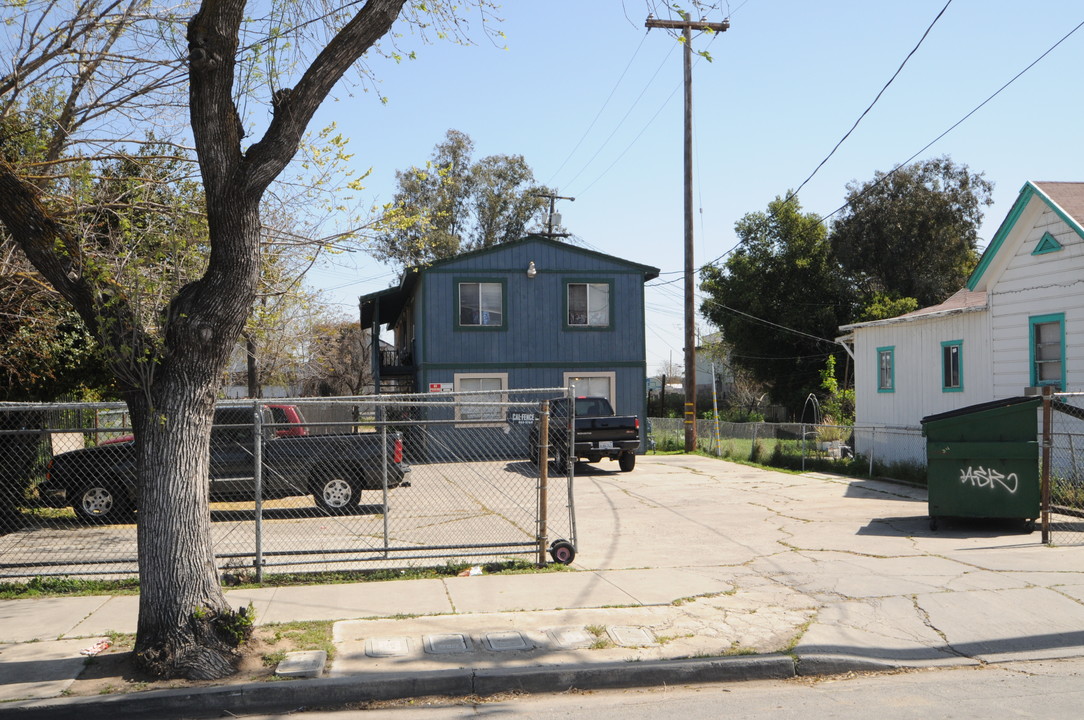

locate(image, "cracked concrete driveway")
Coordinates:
568 455 1084 668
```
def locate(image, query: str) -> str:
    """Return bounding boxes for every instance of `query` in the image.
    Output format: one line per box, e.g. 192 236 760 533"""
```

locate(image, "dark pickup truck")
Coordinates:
41 406 409 522
530 396 640 473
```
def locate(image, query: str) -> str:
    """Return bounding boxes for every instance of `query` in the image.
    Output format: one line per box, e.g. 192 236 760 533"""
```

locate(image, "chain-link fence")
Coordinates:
1045 393 1084 547
0 389 580 581
648 418 928 484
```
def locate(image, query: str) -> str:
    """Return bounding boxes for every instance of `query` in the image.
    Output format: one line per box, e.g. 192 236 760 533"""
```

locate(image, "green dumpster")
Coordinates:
921 396 1041 532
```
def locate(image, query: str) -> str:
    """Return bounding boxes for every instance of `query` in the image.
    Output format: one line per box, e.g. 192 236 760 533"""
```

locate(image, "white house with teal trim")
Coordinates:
838 181 1084 464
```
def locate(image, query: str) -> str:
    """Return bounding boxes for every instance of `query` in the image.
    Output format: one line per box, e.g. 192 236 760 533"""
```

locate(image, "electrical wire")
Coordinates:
819 16 1084 224
789 0 954 202
571 32 721 197
651 14 1084 282
545 33 649 187
560 43 678 191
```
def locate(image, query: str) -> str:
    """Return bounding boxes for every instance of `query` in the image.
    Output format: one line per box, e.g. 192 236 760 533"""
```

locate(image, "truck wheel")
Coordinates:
549 539 576 565
73 483 128 523
618 451 636 472
313 476 360 514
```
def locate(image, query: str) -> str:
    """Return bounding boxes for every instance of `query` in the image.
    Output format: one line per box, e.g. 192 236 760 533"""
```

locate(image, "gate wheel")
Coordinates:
549 539 576 565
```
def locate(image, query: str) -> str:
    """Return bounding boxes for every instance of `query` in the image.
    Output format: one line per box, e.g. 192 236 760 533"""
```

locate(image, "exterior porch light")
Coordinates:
527 261 537 278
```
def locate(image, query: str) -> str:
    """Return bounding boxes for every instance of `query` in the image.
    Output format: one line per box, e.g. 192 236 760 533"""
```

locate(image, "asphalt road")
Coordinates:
234 658 1084 720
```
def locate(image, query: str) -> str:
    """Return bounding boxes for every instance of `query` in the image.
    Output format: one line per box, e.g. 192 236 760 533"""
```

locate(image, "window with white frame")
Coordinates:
877 347 894 393
1031 314 1065 390
458 282 503 327
454 373 507 425
567 282 611 327
563 372 615 405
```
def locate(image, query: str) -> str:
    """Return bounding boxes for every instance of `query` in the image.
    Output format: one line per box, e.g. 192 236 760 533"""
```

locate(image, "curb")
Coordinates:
0 653 907 719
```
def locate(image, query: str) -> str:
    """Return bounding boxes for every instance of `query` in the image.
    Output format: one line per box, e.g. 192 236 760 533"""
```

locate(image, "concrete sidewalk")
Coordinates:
2 455 1083 717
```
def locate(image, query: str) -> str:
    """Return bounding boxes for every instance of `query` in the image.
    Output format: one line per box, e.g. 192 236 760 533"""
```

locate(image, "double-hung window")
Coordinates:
454 373 507 426
1031 314 1065 390
941 340 963 392
458 281 503 328
877 346 895 393
567 282 611 328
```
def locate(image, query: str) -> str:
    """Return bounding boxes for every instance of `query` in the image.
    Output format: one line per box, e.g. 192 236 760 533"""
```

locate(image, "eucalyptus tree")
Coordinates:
370 129 554 268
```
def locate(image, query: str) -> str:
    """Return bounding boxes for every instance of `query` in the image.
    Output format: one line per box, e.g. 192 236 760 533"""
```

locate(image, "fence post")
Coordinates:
382 414 390 559
253 402 264 583
868 427 876 478
1041 386 1053 545
538 400 550 565
801 423 806 471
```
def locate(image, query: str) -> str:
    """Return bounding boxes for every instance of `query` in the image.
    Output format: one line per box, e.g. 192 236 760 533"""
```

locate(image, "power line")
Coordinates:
572 34 721 197
789 0 954 201
559 44 677 191
820 16 1084 224
651 15 1084 280
546 34 649 186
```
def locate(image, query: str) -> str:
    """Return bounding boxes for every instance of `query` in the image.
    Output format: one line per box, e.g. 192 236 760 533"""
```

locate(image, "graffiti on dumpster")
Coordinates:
959 466 1019 494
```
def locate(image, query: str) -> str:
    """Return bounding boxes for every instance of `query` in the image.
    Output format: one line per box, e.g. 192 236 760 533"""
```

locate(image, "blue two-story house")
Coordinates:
359 235 659 455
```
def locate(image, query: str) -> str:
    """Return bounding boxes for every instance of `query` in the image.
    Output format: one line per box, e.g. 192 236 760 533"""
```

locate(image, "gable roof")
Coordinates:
840 180 1084 334
839 288 988 332
967 181 1084 291
359 235 660 327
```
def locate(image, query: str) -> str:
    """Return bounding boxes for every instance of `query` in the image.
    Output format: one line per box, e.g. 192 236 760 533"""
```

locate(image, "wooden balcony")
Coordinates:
379 348 415 377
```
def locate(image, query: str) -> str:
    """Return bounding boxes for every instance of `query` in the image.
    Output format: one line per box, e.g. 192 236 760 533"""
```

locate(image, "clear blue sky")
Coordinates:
305 0 1084 376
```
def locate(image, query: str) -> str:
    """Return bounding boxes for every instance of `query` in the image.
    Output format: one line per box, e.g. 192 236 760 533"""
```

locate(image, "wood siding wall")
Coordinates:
853 311 990 429
412 239 651 444
989 206 1084 399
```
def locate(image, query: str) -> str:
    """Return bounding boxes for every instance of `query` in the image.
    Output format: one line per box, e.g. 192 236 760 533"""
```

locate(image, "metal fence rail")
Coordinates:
648 418 927 482
0 389 578 581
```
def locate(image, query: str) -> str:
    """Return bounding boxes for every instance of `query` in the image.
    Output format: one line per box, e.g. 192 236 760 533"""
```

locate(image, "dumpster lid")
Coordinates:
920 396 1040 426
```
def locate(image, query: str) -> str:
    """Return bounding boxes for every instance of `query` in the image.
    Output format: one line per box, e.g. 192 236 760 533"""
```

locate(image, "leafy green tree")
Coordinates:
370 129 554 267
700 194 851 414
830 156 994 310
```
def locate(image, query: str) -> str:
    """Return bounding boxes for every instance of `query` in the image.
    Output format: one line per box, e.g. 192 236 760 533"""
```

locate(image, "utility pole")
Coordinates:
645 14 729 452
533 192 575 238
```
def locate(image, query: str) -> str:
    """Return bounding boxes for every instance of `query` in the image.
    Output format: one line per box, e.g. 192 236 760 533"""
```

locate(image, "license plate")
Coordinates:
598 441 614 449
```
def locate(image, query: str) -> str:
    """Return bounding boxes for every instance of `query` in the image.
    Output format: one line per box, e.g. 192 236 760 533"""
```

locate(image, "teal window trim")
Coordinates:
563 278 614 331
940 340 963 392
1032 231 1063 255
1029 313 1066 390
454 277 508 332
877 346 895 393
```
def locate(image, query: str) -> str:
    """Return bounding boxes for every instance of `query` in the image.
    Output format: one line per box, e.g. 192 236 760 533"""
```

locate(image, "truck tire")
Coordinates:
312 475 361 514
72 482 129 523
618 451 636 472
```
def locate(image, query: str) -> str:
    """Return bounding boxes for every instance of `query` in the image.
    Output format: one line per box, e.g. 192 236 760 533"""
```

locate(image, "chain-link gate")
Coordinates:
1043 392 1084 547
0 388 578 581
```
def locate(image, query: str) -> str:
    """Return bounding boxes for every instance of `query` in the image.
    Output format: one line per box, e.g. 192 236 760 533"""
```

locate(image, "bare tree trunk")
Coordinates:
130 387 239 679
130 186 261 678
